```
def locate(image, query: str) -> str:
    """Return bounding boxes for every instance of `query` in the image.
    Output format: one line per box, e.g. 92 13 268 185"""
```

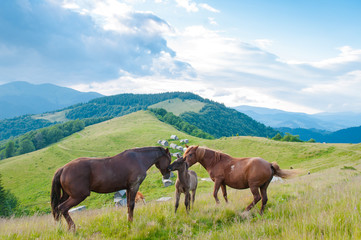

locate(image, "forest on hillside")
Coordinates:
0 92 280 158
180 104 278 138
0 92 204 141
66 92 209 119
0 118 109 160
149 108 214 139
0 116 54 141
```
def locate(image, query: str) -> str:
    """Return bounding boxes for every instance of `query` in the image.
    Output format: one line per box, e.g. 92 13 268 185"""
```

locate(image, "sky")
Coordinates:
1 0 361 114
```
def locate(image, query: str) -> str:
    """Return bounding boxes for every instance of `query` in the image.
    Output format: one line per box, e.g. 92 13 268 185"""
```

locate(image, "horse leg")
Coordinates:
184 191 191 213
213 179 222 204
127 188 138 222
221 183 228 203
58 195 87 231
54 192 69 222
245 186 261 212
175 190 180 213
259 181 271 215
191 189 196 208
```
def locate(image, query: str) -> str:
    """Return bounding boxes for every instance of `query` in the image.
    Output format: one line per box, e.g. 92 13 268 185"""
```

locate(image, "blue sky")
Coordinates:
1 0 361 113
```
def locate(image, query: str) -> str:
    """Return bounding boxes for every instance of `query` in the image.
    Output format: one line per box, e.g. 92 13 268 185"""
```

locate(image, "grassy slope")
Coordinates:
0 111 208 212
1 110 361 239
148 98 205 116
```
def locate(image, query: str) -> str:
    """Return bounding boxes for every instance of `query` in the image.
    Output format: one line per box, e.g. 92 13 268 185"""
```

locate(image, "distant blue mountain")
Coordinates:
277 126 361 144
234 105 361 143
0 81 103 119
234 105 361 131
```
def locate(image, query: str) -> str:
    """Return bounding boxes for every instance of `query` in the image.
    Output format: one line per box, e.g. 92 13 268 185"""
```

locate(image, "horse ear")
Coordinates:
194 145 199 151
176 153 181 158
185 144 189 148
185 162 189 169
165 148 169 153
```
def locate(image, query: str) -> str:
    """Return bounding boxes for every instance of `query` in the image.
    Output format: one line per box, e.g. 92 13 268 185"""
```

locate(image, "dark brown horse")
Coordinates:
51 147 171 230
183 145 298 214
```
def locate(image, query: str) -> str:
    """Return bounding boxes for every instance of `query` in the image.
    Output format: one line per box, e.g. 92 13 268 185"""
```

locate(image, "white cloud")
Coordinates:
168 26 291 85
199 3 220 13
4 1 361 114
289 46 361 70
174 1 219 13
165 25 361 113
175 0 198 12
61 2 80 10
302 70 361 95
253 39 273 49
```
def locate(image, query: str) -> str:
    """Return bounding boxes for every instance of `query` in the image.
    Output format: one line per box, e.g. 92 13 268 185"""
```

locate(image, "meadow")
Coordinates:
148 98 205 116
0 111 360 239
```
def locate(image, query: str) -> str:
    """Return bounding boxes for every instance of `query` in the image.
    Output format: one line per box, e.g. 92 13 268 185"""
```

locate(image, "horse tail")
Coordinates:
51 168 63 221
271 162 299 179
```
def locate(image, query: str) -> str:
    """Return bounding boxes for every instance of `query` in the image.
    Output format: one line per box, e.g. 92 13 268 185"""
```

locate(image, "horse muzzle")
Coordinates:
163 171 171 179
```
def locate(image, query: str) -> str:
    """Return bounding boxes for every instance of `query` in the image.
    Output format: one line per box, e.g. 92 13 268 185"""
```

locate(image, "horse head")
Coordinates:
168 156 188 172
155 147 171 179
183 145 199 167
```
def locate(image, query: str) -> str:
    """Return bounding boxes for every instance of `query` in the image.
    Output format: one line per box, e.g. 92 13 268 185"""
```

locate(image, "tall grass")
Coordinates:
1 164 360 239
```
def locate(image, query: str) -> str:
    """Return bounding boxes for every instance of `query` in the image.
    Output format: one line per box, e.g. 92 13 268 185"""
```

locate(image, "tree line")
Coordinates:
0 115 54 141
272 132 315 143
0 173 18 217
149 108 214 139
180 104 278 138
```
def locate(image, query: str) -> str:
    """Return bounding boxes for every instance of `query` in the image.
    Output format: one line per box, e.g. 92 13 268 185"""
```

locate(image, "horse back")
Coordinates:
60 156 143 194
222 157 272 189
188 170 198 190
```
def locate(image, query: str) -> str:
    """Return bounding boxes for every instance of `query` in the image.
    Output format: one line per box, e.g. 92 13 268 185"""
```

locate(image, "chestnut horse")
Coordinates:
183 145 298 214
51 147 171 230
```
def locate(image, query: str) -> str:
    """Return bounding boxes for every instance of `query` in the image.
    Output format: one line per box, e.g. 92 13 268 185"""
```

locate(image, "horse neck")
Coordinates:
177 166 189 185
197 148 218 170
143 148 164 170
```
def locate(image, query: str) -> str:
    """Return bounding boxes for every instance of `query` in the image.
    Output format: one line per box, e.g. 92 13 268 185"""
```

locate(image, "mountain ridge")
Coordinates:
234 105 361 143
234 105 361 131
0 81 103 119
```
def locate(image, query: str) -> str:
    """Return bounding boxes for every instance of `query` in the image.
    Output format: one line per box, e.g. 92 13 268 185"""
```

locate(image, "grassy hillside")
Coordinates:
32 110 70 123
1 110 361 239
149 98 205 116
0 92 205 142
0 111 208 213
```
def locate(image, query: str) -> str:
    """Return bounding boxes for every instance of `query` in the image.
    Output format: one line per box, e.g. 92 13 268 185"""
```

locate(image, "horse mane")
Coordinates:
196 146 228 165
129 146 163 152
123 147 167 156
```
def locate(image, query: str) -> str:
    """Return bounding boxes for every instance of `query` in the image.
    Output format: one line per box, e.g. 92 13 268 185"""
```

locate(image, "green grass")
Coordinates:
1 164 360 239
0 111 208 213
1 110 361 239
148 98 205 116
